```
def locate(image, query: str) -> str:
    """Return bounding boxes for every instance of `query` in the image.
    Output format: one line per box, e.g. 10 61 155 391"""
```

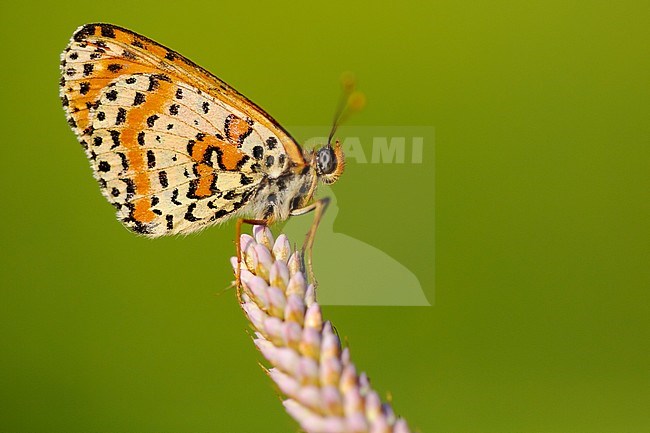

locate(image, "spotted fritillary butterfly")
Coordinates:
60 23 345 242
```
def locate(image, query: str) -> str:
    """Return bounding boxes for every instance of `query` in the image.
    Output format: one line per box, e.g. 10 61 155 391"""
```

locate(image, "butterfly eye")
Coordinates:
317 147 336 175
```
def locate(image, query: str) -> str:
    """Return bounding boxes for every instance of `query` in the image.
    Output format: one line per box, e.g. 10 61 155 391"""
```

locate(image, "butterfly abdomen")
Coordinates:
250 170 317 223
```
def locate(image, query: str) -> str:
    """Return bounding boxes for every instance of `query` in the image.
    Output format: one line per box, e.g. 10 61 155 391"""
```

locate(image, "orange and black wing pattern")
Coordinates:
60 23 305 236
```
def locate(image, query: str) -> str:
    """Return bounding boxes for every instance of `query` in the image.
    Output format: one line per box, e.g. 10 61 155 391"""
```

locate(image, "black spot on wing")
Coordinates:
100 25 115 38
105 89 118 101
171 189 182 205
98 161 110 172
240 173 253 185
147 150 156 169
73 24 96 42
253 146 263 160
209 208 228 221
122 50 137 60
115 107 126 125
186 139 195 156
133 92 145 106
117 152 129 170
123 178 136 197
109 130 121 148
184 203 201 221
147 115 159 128
158 171 169 188
266 137 278 149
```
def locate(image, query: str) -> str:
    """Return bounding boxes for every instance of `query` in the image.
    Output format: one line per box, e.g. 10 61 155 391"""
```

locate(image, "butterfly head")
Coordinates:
315 140 345 184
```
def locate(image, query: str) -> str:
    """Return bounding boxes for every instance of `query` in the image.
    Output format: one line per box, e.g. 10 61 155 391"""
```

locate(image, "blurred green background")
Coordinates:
1 1 648 432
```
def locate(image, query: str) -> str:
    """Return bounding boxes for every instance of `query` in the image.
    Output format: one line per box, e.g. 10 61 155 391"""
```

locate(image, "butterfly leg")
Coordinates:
290 197 330 287
235 218 268 301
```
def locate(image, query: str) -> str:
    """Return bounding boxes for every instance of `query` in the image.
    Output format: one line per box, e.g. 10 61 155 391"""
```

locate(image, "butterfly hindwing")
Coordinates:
61 23 302 236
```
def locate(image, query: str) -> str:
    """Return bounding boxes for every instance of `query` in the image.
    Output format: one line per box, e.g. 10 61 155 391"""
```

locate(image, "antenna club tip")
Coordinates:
340 71 356 91
348 91 366 111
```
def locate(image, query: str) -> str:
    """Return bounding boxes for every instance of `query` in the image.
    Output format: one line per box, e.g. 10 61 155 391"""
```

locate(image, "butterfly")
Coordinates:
60 23 360 283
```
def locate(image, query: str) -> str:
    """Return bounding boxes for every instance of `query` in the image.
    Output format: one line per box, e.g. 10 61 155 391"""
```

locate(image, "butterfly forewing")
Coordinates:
61 23 303 236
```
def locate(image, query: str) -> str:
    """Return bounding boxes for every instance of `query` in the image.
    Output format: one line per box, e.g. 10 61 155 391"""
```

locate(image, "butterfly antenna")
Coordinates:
327 72 366 146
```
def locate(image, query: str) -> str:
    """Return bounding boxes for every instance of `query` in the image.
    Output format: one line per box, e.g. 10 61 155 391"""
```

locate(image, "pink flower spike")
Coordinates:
299 326 321 359
229 256 239 272
236 226 415 433
340 363 358 394
296 385 321 411
267 286 287 318
359 372 371 394
369 415 390 433
287 251 302 276
272 234 291 262
283 400 346 433
365 390 382 422
243 242 258 273
270 346 301 374
304 303 323 330
283 320 303 349
321 385 343 415
253 225 274 249
394 419 412 433
242 302 265 331
285 294 306 325
239 268 255 286
253 244 273 280
296 356 320 386
239 233 255 255
305 283 316 306
342 386 364 418
320 354 342 387
346 412 369 433
269 368 300 397
341 347 351 366
247 276 269 310
270 260 290 291
263 316 284 345
321 322 341 359
286 272 307 298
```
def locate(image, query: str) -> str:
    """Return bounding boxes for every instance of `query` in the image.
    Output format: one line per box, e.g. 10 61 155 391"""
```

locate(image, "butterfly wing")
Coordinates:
60 23 305 236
